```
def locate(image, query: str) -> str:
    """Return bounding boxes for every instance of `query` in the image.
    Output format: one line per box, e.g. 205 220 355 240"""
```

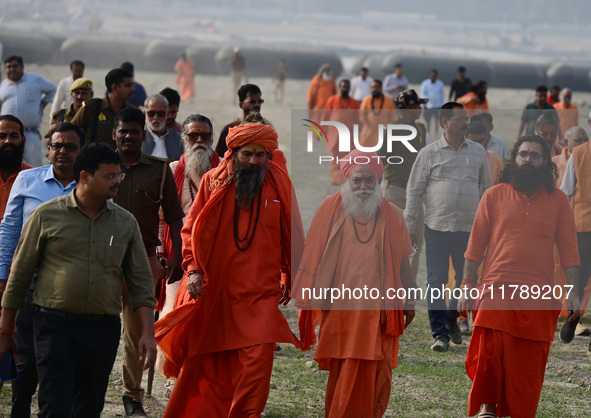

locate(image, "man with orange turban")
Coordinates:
294 150 416 417
155 113 304 417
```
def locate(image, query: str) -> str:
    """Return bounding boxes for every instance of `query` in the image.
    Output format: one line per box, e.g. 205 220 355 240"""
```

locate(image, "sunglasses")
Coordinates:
49 142 79 152
185 132 212 141
146 110 166 118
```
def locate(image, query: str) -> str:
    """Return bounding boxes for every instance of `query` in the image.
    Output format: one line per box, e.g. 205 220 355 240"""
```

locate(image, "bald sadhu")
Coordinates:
294 150 416 417
155 113 305 417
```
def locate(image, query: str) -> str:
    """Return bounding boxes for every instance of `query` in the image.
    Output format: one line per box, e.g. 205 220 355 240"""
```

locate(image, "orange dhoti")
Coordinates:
324 333 395 418
163 343 275 418
316 310 399 418
466 326 551 418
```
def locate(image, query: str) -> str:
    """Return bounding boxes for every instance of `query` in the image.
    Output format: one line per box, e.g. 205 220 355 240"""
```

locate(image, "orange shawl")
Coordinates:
293 192 405 350
155 123 305 377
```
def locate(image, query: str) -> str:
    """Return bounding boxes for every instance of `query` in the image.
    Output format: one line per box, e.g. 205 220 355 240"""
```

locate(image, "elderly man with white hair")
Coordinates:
155 113 221 398
554 88 579 143
295 149 416 417
141 93 183 162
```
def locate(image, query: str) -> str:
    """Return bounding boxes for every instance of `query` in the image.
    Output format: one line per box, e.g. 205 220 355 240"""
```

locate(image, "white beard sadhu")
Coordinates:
294 149 417 418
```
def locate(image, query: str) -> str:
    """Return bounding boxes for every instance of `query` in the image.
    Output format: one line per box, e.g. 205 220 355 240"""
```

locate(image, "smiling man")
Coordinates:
0 143 156 418
141 94 183 162
111 108 184 417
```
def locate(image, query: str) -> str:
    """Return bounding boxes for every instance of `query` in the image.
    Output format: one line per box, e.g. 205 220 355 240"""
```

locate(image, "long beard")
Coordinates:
185 142 214 178
341 181 382 221
0 142 25 172
511 163 544 193
234 159 269 210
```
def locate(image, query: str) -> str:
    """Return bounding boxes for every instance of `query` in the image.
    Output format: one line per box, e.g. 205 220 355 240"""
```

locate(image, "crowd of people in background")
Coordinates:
0 53 589 418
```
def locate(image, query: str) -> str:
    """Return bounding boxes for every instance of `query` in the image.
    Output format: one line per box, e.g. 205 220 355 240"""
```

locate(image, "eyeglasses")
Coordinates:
449 117 470 123
49 142 79 152
244 99 264 105
96 173 126 182
184 132 212 141
517 151 542 161
146 110 166 118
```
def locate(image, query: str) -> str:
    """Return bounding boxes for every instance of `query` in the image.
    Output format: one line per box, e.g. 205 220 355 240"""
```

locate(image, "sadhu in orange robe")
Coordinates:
308 73 337 110
175 56 195 100
463 183 579 418
294 150 414 418
155 123 305 418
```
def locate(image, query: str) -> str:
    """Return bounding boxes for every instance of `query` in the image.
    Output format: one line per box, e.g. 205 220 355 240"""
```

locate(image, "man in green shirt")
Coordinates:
0 143 156 417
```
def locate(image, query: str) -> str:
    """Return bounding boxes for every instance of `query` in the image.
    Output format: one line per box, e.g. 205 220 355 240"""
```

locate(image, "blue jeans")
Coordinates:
424 225 471 339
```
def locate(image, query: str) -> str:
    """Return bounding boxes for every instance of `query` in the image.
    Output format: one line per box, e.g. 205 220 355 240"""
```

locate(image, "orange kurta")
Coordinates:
0 161 32 221
554 102 578 139
308 75 337 110
175 58 195 100
156 159 303 417
322 95 360 184
294 192 413 418
359 95 396 148
457 92 489 117
463 183 580 417
485 151 502 185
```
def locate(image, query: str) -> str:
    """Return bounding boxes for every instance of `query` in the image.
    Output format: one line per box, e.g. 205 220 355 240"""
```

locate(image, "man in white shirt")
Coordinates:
141 94 183 162
420 69 445 137
50 60 85 114
0 56 56 166
350 67 373 104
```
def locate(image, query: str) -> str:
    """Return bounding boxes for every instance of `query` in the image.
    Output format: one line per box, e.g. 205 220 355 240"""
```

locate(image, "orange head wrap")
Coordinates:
340 149 384 181
209 123 279 192
225 123 278 155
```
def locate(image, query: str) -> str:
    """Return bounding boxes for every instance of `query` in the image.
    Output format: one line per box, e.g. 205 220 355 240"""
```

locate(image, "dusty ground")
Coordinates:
1 64 591 416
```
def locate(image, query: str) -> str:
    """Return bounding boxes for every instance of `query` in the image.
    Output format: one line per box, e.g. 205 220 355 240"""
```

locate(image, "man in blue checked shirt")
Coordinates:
0 56 56 167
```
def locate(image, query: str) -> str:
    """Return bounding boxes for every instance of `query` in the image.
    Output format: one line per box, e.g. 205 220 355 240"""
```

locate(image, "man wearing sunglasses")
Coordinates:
215 84 264 157
458 135 580 418
141 94 183 162
0 122 83 416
